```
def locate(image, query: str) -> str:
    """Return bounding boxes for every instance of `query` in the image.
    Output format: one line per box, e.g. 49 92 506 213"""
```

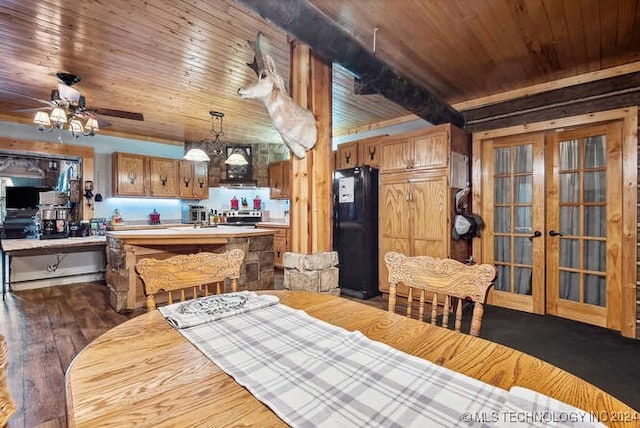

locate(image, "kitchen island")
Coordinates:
105 226 276 311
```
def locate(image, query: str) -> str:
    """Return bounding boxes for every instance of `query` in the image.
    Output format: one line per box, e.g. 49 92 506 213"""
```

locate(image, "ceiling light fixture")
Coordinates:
225 151 249 166
33 108 99 139
184 110 225 162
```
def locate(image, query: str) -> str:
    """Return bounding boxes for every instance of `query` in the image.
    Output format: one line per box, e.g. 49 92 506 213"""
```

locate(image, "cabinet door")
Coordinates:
378 179 412 292
192 162 209 199
379 138 412 173
178 160 195 198
280 160 290 198
268 161 284 199
359 137 382 168
113 152 147 196
413 126 450 169
149 157 178 197
336 141 359 170
410 174 449 258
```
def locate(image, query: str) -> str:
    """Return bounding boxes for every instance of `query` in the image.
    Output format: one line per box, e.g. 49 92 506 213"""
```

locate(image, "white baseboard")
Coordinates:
10 273 105 291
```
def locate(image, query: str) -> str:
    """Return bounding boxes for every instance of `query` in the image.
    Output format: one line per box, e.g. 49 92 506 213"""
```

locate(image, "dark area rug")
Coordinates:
478 305 640 412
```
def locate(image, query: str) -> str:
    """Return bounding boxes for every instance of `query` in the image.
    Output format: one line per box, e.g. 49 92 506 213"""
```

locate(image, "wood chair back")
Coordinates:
136 249 245 310
384 251 496 336
0 334 15 427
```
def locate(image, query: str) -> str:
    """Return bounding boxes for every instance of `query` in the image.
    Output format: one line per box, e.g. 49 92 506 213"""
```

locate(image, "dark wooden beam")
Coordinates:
236 0 464 128
463 72 640 132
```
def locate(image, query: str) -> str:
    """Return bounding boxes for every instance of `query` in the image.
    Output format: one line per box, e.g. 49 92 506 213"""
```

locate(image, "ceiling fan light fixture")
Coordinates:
69 119 84 134
85 118 99 132
33 111 51 126
183 148 210 162
225 152 248 166
50 107 68 125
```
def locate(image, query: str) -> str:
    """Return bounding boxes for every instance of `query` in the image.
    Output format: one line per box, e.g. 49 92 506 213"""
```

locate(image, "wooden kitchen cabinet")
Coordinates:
179 160 209 199
378 123 470 294
112 152 207 199
380 123 468 173
268 160 290 200
358 136 384 168
112 152 147 196
150 157 179 197
273 226 290 268
335 141 359 170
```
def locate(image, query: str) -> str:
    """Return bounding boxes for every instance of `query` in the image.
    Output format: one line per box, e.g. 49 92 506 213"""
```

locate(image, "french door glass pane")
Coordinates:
560 173 579 203
584 207 606 237
559 239 579 269
584 136 606 168
560 207 580 235
559 140 579 170
584 274 606 306
494 207 511 232
583 171 606 202
494 236 511 262
495 177 510 203
514 267 532 295
494 148 510 174
514 207 532 233
495 265 511 291
513 146 532 173
514 237 532 264
559 271 579 301
584 240 606 272
514 176 532 203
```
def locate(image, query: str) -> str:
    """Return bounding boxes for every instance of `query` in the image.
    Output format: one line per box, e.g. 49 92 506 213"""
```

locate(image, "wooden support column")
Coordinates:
289 41 333 254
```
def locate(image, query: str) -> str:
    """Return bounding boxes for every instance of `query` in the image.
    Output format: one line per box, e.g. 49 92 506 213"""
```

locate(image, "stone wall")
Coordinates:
105 234 275 311
183 141 289 188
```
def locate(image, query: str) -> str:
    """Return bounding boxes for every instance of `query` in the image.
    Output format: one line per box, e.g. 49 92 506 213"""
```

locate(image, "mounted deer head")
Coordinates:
238 32 317 159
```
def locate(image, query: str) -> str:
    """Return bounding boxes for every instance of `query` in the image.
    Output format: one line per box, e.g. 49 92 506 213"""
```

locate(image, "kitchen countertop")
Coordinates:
257 221 289 227
106 226 277 241
1 235 106 253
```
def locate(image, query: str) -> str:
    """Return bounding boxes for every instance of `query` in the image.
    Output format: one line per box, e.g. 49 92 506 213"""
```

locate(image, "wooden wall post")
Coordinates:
289 41 333 254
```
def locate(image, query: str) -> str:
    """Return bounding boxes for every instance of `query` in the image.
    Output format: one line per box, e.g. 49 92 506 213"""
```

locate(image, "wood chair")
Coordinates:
384 251 496 336
0 334 16 427
136 249 245 310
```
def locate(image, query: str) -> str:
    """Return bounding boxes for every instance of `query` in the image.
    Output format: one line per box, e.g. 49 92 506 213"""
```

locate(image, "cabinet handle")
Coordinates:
198 178 205 188
345 150 351 164
127 173 136 184
368 146 376 160
159 175 167 186
183 177 191 187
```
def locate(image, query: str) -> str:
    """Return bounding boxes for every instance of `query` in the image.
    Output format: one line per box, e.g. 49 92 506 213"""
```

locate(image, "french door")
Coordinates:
482 133 546 314
546 122 622 328
481 121 622 328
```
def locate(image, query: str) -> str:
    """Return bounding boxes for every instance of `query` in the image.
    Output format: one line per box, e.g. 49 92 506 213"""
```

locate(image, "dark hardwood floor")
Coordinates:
0 282 144 428
1 281 638 427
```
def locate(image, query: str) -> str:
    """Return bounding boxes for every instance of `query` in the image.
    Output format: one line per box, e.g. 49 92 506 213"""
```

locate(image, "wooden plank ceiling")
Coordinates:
0 0 639 147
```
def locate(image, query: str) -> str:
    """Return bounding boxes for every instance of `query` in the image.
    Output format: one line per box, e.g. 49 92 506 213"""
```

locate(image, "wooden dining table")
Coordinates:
65 290 639 427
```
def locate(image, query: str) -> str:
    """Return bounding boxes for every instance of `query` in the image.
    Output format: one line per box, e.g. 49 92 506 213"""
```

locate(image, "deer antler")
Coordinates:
246 31 266 75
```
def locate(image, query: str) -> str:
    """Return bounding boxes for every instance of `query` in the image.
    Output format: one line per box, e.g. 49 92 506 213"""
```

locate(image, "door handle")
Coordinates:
549 230 563 237
528 230 542 241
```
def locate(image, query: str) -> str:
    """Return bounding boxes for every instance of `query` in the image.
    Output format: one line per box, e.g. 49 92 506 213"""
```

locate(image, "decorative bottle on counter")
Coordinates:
230 196 239 210
253 195 261 210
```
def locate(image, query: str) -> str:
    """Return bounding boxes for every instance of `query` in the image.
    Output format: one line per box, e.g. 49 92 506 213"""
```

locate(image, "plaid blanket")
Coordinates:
167 302 603 427
176 303 508 427
495 387 605 428
158 291 279 328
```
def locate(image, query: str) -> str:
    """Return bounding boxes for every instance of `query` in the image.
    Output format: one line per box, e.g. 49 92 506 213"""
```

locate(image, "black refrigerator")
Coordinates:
333 165 380 299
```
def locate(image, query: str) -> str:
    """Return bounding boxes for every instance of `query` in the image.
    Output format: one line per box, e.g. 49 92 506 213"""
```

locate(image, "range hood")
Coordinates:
218 179 258 189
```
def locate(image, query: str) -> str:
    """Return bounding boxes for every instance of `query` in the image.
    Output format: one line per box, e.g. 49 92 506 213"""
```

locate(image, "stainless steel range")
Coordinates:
223 210 262 224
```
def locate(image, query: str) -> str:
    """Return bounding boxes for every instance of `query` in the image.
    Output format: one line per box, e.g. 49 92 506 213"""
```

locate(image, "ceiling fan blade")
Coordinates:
12 106 53 113
0 88 55 106
90 108 144 121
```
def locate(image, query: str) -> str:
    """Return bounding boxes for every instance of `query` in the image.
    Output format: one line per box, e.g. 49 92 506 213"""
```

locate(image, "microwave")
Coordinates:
182 205 208 224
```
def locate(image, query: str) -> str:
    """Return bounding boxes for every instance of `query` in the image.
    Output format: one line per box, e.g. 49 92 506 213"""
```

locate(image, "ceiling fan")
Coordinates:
9 72 144 127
